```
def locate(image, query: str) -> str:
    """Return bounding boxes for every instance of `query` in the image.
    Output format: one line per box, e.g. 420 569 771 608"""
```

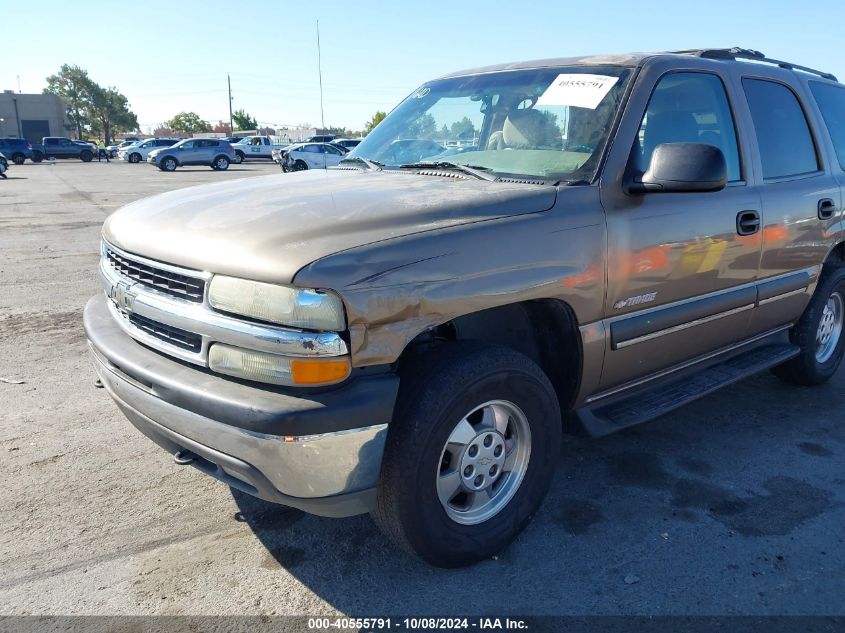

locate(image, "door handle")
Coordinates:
818 198 836 220
736 210 761 236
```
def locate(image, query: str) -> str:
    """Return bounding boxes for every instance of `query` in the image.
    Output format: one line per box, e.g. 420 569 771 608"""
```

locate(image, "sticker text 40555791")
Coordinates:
536 73 619 109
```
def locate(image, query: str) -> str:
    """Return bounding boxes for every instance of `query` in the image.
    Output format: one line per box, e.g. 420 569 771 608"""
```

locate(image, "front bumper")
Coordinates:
84 294 399 517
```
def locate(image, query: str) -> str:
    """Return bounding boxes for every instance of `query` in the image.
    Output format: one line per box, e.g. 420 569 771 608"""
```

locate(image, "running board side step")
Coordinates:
576 343 799 437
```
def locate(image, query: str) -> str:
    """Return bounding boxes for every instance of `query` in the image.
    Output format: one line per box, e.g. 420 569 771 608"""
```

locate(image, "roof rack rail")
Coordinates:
669 47 837 82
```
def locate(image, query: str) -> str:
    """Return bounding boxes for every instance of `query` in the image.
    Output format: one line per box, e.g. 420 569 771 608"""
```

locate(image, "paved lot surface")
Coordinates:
1 161 844 617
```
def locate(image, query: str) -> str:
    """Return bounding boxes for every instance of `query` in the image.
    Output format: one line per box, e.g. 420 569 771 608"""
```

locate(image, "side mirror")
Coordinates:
632 143 727 193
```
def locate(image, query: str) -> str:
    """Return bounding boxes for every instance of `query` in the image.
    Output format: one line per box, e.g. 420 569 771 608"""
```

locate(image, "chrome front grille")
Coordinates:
100 240 349 368
106 247 205 302
125 312 202 353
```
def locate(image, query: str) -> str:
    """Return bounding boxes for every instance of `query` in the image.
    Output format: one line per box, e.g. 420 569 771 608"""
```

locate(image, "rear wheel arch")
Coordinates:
824 241 845 268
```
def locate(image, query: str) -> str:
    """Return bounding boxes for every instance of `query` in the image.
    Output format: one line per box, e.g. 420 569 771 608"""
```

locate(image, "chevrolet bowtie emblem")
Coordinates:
110 281 137 313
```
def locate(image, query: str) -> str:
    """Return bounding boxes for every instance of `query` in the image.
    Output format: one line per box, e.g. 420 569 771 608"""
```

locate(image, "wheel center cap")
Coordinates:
459 431 507 491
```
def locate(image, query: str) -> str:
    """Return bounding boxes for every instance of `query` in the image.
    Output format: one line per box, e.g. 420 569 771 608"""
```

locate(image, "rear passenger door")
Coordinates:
196 139 217 164
738 75 842 335
599 67 762 390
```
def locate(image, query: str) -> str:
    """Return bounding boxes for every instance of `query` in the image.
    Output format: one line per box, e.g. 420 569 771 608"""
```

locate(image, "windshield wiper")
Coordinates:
398 161 497 182
339 156 383 171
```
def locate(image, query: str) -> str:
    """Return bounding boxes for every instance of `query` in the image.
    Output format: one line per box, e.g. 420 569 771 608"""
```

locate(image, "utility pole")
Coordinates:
316 19 325 132
228 73 234 134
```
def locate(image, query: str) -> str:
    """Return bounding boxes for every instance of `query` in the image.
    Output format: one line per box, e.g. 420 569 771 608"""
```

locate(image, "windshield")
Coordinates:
350 66 631 181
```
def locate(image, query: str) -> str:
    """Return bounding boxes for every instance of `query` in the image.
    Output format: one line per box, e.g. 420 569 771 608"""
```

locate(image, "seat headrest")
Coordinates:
503 109 554 148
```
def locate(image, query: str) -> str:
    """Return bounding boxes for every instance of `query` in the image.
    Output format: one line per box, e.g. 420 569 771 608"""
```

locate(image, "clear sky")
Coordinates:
4 0 844 133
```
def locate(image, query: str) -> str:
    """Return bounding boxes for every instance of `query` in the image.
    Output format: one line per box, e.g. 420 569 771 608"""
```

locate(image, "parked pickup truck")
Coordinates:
38 137 97 162
230 135 285 163
85 48 845 567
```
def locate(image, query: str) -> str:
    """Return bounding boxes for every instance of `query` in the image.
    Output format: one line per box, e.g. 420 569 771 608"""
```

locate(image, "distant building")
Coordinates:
0 91 68 142
274 126 317 143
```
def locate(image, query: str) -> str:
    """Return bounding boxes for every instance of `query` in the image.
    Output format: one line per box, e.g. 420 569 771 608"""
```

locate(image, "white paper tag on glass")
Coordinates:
536 74 619 109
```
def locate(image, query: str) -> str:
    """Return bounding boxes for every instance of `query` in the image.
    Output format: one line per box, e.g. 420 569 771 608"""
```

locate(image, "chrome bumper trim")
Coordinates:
93 347 387 499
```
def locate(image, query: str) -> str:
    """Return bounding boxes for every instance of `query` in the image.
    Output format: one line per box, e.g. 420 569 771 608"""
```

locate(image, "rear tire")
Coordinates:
212 156 230 171
80 150 93 162
11 153 25 165
373 343 561 567
773 264 845 386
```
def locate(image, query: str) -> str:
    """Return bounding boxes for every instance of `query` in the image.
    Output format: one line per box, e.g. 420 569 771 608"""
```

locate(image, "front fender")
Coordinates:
295 186 607 366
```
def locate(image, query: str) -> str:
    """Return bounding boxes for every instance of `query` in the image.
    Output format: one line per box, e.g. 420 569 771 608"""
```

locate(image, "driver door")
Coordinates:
598 68 762 390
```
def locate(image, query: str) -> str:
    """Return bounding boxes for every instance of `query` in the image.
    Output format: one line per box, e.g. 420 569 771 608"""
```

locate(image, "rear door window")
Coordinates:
742 79 819 179
809 82 845 170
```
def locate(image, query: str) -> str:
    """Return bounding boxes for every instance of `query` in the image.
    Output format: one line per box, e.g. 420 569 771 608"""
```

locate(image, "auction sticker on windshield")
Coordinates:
536 73 619 109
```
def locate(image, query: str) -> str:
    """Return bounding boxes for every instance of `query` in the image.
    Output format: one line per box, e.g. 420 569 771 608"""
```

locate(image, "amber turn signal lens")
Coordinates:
290 358 351 385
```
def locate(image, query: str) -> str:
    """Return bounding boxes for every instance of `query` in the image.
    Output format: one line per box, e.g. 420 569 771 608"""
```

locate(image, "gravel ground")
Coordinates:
1 161 844 618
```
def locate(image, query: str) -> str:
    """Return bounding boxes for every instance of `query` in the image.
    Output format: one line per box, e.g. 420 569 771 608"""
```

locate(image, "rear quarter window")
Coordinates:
810 82 845 170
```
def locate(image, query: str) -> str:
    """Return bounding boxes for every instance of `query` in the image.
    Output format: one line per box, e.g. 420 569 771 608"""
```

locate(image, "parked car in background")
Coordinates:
331 138 362 151
230 136 286 163
0 151 8 177
223 136 245 145
303 134 337 143
0 138 42 164
278 142 345 171
148 138 235 171
107 140 139 158
120 138 180 163
38 137 97 162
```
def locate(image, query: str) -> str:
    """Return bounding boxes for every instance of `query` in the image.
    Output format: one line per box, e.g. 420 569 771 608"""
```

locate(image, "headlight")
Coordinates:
208 275 346 331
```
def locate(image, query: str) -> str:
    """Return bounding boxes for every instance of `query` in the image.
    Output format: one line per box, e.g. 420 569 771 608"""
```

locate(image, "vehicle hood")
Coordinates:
103 169 557 284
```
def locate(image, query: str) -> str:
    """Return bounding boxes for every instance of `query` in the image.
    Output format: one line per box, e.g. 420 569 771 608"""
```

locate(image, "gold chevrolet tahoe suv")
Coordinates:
85 48 845 567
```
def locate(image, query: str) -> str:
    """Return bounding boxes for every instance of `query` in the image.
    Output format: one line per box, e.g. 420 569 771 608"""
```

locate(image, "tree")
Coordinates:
365 111 386 133
167 112 212 135
406 113 436 139
87 86 138 144
153 125 176 137
450 117 476 140
213 121 232 134
44 64 94 138
232 109 257 131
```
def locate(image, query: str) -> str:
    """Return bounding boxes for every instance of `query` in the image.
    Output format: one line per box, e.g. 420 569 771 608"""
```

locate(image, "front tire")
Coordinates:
234 151 245 164
160 157 178 172
129 152 141 164
374 343 561 567
80 150 93 162
773 264 845 385
31 151 43 163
